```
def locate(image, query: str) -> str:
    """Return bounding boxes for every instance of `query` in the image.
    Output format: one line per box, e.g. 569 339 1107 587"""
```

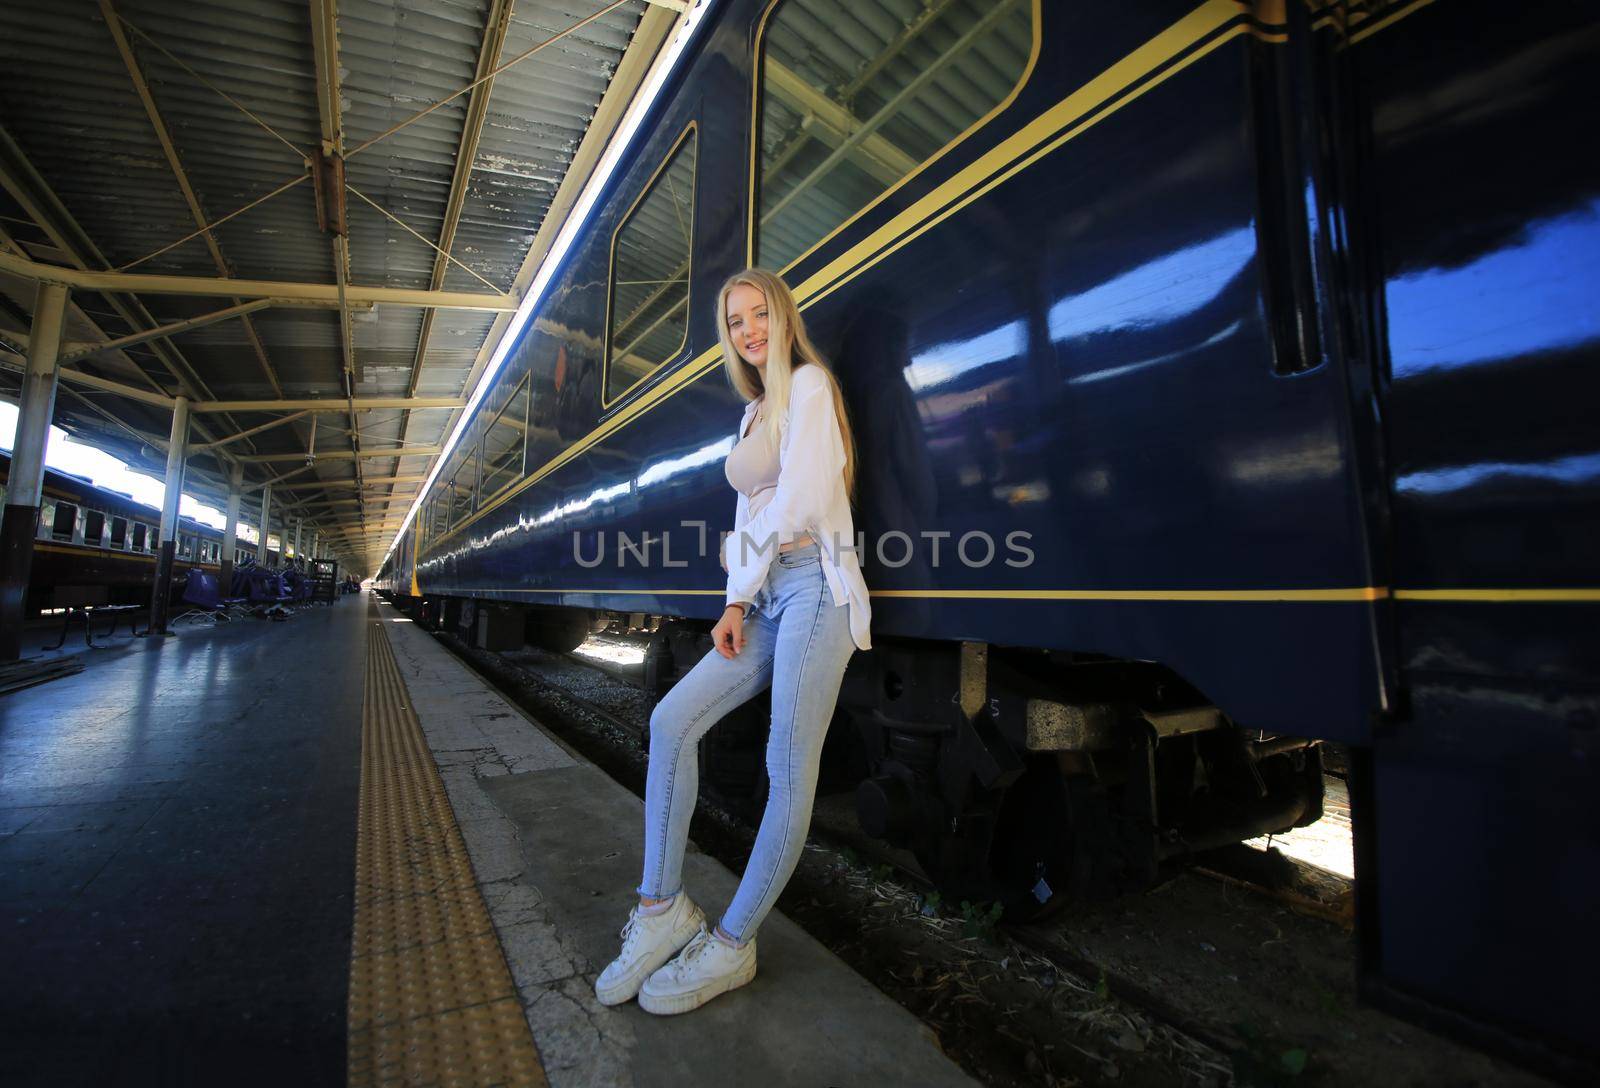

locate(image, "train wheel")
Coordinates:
913 757 1077 924
986 757 1077 922
527 607 592 653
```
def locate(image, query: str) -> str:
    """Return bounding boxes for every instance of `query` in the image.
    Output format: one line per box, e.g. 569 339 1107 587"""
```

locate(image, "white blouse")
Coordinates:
722 364 873 651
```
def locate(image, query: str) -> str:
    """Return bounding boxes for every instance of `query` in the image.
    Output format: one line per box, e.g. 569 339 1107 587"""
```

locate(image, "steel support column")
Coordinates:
256 483 272 565
292 518 302 565
0 282 68 659
220 462 243 590
148 395 190 635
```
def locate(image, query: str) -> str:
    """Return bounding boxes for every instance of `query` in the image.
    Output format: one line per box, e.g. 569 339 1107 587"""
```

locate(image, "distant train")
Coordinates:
0 449 281 616
377 1 1600 1075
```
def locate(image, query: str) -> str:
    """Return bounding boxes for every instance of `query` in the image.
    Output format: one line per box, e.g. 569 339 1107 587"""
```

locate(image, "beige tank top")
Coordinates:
725 400 810 549
725 403 779 498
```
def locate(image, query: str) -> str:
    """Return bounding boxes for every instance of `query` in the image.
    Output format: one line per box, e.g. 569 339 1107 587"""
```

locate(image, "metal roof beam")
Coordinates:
62 299 260 362
0 357 175 408
234 445 443 464
191 396 464 413
320 531 410 543
0 128 259 464
244 464 316 492
272 474 428 492
308 0 368 536
309 0 344 159
52 298 366 362
193 410 314 451
296 497 415 510
9 372 464 414
319 533 406 549
320 517 410 529
0 252 519 310
99 0 288 397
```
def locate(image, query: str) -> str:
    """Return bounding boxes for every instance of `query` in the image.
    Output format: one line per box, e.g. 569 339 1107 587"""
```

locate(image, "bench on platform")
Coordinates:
173 569 250 626
43 586 146 650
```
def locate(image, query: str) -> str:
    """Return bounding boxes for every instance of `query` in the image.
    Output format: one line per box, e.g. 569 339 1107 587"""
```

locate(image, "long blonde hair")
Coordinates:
717 268 857 503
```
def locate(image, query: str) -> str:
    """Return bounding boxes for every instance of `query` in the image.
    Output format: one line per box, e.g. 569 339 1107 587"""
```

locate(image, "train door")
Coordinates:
1344 1 1598 1076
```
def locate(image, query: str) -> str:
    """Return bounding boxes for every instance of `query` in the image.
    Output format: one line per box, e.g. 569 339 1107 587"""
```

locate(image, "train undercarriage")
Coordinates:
392 595 1324 920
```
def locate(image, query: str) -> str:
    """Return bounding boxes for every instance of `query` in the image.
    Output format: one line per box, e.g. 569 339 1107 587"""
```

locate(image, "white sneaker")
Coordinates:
638 922 758 1015
594 893 706 1006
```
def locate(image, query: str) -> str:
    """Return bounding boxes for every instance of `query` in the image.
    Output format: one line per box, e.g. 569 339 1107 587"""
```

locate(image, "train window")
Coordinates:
83 510 106 547
449 464 474 528
179 534 194 559
604 124 697 407
752 0 1037 271
480 376 530 505
51 502 77 542
132 523 147 551
109 516 128 548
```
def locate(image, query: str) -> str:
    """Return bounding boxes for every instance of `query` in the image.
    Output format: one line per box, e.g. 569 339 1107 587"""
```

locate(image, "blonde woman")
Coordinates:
596 268 872 1015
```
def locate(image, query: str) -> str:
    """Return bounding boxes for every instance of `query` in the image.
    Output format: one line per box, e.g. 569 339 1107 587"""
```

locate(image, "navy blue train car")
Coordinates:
376 1 1598 1075
0 450 277 612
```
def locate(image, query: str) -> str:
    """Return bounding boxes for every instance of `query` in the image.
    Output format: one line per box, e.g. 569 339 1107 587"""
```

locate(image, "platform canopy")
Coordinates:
0 0 686 573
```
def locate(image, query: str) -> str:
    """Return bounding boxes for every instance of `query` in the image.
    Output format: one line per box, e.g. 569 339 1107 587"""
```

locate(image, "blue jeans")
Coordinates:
637 541 856 944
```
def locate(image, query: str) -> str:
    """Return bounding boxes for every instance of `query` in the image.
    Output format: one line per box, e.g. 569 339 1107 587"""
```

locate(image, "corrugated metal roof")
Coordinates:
0 0 650 566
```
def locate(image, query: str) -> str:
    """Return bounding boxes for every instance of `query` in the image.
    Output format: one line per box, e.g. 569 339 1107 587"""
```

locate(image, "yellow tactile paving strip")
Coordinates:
349 612 548 1087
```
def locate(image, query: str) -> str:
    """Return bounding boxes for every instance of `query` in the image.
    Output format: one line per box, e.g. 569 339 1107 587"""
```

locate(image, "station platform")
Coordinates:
0 594 975 1087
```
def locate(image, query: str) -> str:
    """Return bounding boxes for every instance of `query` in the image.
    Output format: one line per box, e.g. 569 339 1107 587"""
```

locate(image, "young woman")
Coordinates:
596 268 872 1015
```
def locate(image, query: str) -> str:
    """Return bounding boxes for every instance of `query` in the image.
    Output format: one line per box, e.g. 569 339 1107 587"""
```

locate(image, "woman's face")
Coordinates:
725 283 770 369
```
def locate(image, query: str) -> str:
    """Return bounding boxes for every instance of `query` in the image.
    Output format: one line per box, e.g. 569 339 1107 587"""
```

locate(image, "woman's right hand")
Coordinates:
712 604 745 659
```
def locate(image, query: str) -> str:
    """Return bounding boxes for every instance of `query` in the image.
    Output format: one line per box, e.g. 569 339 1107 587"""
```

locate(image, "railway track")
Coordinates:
435 630 1550 1088
524 641 1271 1052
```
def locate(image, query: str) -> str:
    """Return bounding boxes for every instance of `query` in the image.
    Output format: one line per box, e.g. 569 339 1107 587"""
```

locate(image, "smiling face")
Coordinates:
724 283 771 369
